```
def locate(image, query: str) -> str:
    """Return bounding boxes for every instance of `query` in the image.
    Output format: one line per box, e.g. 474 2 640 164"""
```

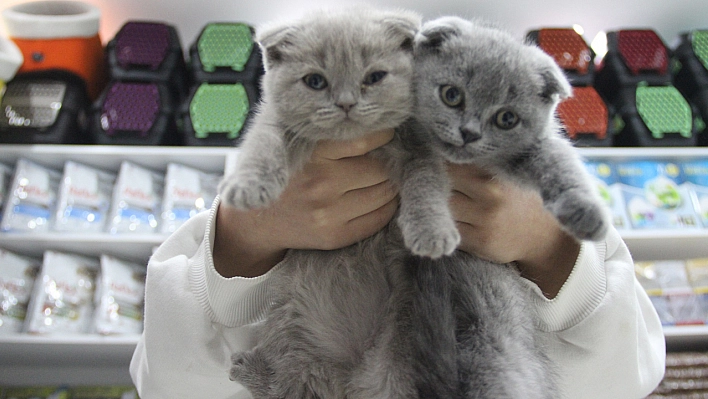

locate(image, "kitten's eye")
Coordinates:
303 74 328 90
494 109 520 130
364 71 387 86
440 85 463 107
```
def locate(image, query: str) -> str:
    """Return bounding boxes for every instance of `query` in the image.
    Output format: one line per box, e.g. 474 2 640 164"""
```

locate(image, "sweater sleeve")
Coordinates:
525 226 666 398
130 197 280 399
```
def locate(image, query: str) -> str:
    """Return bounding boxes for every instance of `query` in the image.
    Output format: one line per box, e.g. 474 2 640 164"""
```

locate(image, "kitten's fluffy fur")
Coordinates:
406 17 609 398
223 10 609 399
223 7 458 398
219 7 459 259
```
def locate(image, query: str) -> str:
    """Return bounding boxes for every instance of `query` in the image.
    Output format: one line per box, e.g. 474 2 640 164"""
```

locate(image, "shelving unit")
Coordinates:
0 144 236 386
0 144 707 385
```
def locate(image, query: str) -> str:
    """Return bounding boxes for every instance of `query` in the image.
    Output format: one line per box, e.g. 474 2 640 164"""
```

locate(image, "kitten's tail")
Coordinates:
406 255 463 399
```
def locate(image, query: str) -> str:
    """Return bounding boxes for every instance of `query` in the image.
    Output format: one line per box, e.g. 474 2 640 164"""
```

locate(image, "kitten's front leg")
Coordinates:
230 349 278 399
218 113 290 210
523 137 609 242
397 150 460 258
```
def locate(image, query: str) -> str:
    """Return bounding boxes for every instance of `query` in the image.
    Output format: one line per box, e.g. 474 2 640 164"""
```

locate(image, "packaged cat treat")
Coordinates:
107 161 164 234
687 258 708 324
69 386 139 399
25 251 99 334
0 159 62 233
160 163 220 234
92 255 146 335
635 260 705 325
53 161 116 233
583 160 631 230
0 248 41 334
0 162 13 219
681 159 708 228
1 386 70 399
616 160 701 229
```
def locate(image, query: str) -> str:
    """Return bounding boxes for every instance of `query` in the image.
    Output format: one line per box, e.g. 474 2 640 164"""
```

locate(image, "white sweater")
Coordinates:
130 198 666 398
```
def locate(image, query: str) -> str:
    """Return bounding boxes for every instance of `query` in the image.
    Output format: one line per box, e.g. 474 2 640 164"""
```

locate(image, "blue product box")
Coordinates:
616 160 701 229
583 160 631 230
681 159 708 228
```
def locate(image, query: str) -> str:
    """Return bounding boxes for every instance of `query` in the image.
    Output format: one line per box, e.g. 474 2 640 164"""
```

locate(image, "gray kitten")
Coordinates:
222 7 458 399
219 7 459 259
406 17 610 398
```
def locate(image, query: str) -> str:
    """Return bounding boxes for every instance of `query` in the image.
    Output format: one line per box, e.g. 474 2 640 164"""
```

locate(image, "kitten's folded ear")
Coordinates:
380 11 422 51
256 23 298 70
534 49 573 103
414 17 464 51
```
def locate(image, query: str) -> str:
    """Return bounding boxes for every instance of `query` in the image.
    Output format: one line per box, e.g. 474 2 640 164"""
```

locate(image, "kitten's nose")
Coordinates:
337 101 357 112
336 92 357 113
460 127 481 144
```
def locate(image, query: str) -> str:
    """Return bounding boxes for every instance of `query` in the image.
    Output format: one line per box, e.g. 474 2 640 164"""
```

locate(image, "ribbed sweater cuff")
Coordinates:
526 238 608 332
189 197 281 328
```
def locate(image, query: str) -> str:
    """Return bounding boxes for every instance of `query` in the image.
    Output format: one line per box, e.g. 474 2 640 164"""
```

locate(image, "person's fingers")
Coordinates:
312 129 395 160
342 195 399 245
341 180 399 219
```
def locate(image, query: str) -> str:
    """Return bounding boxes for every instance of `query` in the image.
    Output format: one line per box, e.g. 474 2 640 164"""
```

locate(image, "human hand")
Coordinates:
213 130 399 278
447 163 580 298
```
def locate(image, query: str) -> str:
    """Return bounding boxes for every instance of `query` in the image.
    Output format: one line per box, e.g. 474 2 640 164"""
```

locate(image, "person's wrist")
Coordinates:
212 203 287 278
515 227 580 299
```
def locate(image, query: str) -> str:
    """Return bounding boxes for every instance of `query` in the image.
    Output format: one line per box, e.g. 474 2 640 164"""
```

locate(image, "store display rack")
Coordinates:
0 145 707 385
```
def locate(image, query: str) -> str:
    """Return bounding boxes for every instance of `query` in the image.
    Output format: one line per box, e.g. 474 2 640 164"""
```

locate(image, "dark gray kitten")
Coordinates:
221 7 459 399
406 17 610 398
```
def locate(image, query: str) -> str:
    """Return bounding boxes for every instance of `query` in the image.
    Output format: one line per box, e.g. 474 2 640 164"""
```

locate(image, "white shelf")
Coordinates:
620 229 708 261
0 145 706 386
0 334 140 386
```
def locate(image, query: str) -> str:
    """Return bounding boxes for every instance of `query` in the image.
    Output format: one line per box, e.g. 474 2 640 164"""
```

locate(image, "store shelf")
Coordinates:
0 334 139 386
0 145 707 386
0 232 165 264
620 229 708 261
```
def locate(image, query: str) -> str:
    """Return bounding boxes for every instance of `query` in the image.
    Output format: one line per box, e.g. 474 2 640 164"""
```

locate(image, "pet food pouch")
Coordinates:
0 162 13 218
160 163 219 234
92 255 146 335
25 251 99 334
1 386 70 399
0 248 41 334
53 161 116 233
107 161 164 234
583 160 631 230
0 159 61 233
681 160 708 228
687 258 708 325
616 160 701 229
635 260 704 326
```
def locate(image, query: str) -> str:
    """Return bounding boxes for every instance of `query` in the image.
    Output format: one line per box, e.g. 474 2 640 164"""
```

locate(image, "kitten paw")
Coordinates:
403 220 461 259
230 351 273 395
552 193 609 241
219 168 287 210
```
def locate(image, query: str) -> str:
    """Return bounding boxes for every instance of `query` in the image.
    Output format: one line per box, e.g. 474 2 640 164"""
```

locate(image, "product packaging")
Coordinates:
616 160 701 229
0 159 61 233
635 260 705 325
69 386 139 399
681 159 708 228
25 251 99 334
0 248 41 334
92 255 146 335
687 258 708 324
53 161 116 233
583 160 631 230
160 163 219 234
106 161 164 234
0 162 13 217
0 386 70 399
